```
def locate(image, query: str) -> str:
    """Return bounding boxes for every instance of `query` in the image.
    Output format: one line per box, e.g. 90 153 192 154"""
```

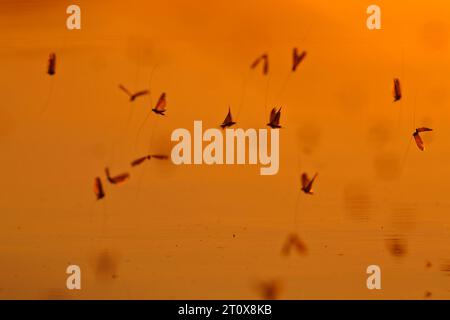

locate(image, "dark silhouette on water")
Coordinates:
256 280 282 300
386 237 407 257
95 251 119 281
281 233 308 256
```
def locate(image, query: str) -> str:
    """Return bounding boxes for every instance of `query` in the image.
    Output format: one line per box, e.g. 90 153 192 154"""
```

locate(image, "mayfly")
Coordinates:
220 107 237 128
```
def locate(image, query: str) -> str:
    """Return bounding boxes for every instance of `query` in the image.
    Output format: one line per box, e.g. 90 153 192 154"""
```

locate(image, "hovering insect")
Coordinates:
93 177 105 200
413 127 433 151
220 107 236 128
267 107 282 129
152 93 167 115
292 48 307 72
301 172 318 195
118 84 149 102
281 233 308 256
131 154 169 167
393 78 402 102
47 53 56 76
105 167 130 184
250 53 269 75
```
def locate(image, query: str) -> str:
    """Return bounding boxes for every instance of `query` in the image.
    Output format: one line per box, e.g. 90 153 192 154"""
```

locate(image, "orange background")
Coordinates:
0 0 449 299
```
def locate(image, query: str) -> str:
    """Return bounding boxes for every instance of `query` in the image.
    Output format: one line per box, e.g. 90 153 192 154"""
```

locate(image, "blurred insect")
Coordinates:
440 262 450 275
301 172 318 195
220 107 236 128
47 53 56 76
105 167 130 184
413 127 433 151
281 233 308 256
256 280 282 300
93 177 105 200
131 156 150 167
152 93 167 115
393 78 402 102
267 107 282 129
131 154 169 167
251 53 269 75
118 84 149 102
386 237 407 257
292 48 307 72
150 154 169 160
95 250 119 281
